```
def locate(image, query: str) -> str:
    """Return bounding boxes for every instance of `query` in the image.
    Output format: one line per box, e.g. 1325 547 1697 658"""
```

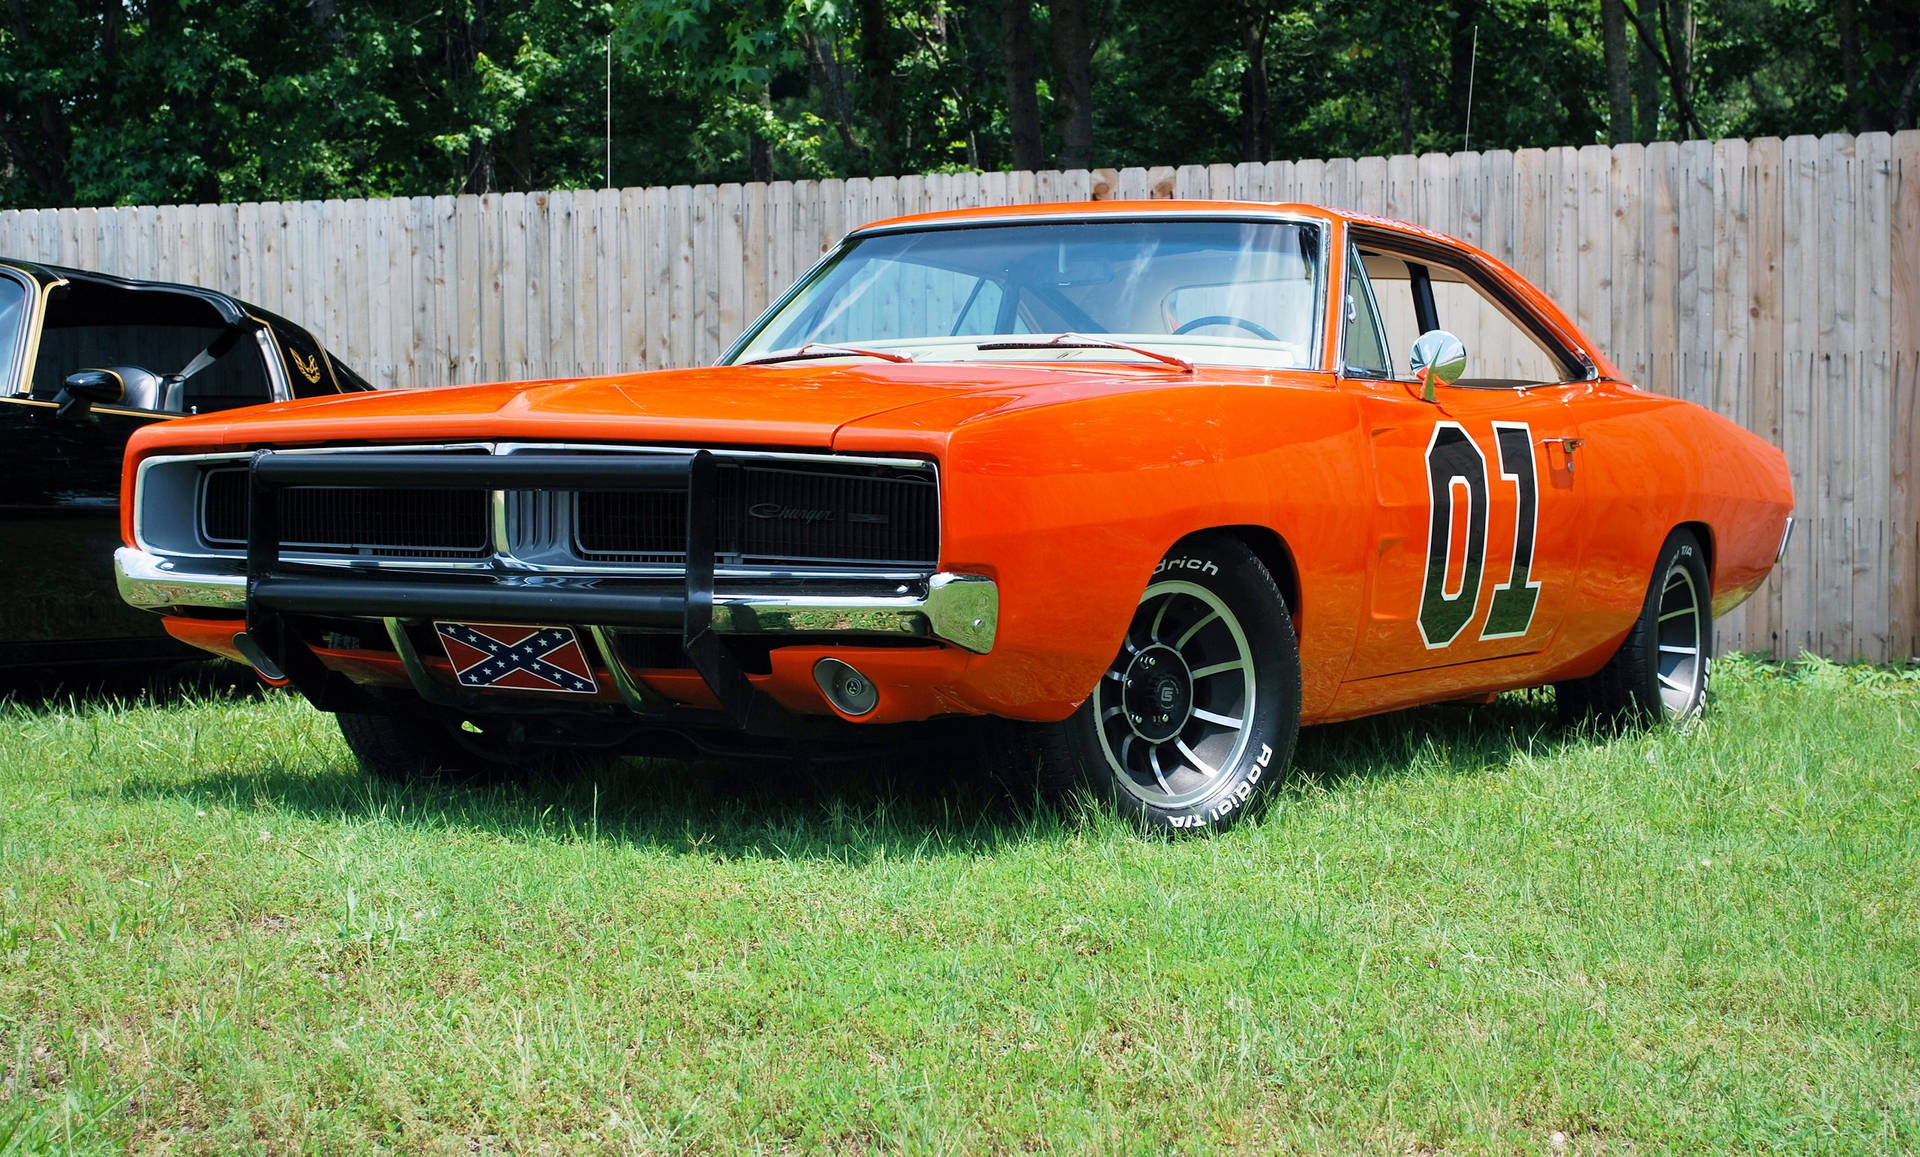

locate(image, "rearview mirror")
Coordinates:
1408 330 1466 402
53 368 125 422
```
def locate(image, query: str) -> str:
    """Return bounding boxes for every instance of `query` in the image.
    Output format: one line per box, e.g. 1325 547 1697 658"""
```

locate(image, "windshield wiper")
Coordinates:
740 342 915 366
974 333 1194 373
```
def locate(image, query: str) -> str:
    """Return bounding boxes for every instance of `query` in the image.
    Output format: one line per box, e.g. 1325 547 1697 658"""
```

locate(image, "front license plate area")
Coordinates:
434 622 599 694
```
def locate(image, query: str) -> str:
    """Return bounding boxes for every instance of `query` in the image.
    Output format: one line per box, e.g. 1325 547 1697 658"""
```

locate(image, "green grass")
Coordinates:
0 656 1915 1154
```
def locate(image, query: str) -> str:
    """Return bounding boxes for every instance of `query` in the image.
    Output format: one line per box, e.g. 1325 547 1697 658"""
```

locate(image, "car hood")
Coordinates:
132 360 1207 451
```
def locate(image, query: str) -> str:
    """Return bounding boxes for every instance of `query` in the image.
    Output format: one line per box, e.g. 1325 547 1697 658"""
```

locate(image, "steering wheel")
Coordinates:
1172 314 1280 341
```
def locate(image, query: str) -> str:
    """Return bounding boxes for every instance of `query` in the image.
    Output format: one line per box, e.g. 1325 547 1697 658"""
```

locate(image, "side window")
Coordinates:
29 285 274 414
1342 248 1390 378
0 275 29 395
1361 249 1580 387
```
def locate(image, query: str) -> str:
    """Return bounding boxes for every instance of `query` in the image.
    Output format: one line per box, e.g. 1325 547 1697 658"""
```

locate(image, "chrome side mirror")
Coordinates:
1408 330 1466 402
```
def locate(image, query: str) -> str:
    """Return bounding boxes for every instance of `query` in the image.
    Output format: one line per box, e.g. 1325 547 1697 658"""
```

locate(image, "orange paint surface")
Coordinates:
126 204 1792 727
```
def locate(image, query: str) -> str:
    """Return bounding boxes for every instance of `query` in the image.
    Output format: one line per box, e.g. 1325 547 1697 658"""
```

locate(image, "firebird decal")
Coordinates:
290 348 323 384
1419 421 1542 648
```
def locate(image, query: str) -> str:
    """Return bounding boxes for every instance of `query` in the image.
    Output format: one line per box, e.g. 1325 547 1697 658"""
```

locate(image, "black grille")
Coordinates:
574 463 938 567
199 468 491 558
197 454 937 569
573 488 687 564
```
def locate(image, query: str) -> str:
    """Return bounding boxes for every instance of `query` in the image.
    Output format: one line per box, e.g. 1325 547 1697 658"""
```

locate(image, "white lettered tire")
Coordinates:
1016 534 1302 831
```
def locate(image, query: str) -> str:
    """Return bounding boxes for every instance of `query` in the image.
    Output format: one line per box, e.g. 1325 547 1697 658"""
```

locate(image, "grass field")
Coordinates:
0 655 1915 1154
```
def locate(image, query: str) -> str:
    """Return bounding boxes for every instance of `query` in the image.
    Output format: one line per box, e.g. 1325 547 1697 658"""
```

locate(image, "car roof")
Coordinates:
841 200 1616 381
0 256 327 339
850 199 1363 236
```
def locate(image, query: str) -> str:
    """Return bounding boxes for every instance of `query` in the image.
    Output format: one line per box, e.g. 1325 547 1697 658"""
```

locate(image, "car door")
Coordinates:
1334 238 1594 684
0 270 279 661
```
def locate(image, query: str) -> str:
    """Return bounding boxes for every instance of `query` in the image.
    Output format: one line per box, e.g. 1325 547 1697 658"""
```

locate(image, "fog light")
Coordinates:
813 657 878 717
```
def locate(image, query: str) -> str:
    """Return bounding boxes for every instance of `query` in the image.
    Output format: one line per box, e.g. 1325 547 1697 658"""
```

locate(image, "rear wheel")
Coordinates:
1005 535 1302 831
1556 528 1712 728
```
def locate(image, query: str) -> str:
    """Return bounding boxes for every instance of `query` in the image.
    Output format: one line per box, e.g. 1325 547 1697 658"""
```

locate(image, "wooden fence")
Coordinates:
2 132 1916 663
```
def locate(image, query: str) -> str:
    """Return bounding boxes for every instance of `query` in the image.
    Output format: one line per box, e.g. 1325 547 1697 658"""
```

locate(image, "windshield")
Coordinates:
727 218 1323 370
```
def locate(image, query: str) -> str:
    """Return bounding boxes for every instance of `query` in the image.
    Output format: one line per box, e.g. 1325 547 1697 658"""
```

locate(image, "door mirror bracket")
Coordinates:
53 368 125 422
1408 330 1466 402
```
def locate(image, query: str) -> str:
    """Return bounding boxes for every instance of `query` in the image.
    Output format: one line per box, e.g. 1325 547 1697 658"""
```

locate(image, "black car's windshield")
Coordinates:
0 275 28 393
727 218 1322 370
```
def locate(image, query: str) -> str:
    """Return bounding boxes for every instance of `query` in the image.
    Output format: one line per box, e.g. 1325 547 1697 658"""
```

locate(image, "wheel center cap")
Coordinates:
1122 644 1192 744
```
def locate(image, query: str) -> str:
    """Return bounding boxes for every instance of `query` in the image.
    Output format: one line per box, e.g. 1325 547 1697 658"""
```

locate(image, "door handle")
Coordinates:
1540 436 1583 473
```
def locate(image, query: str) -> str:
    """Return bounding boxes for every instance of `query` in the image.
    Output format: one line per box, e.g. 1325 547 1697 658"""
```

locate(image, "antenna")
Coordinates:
605 34 613 189
1463 25 1478 152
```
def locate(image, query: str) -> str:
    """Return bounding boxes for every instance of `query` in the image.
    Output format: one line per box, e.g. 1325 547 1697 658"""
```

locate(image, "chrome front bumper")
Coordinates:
114 546 999 654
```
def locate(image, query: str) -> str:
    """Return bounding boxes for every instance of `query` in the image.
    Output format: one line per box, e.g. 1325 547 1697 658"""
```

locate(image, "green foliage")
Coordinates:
1 0 1911 208
0 655 1914 1148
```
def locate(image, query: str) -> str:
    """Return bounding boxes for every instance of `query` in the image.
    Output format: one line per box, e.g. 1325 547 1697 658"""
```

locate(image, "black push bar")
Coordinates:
242 448 788 732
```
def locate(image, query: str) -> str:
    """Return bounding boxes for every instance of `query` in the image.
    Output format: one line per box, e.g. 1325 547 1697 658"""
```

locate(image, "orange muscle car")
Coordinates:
115 202 1793 829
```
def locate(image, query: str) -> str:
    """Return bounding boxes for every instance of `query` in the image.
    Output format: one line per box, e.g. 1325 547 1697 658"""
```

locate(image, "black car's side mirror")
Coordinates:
53 368 124 422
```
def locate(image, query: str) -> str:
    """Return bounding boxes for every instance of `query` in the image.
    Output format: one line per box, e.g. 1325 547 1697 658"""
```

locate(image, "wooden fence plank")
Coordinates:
1855 132 1893 660
1817 133 1856 658
1892 131 1920 661
645 185 670 372
1745 138 1785 656
1778 137 1817 655
1576 144 1611 354
1609 144 1645 383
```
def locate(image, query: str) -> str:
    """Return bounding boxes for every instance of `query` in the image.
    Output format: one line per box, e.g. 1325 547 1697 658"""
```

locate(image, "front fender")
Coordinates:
839 377 1372 720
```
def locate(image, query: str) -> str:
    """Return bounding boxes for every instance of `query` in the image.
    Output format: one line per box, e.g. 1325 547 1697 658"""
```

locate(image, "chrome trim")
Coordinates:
132 443 498 557
114 547 999 654
922 572 1000 654
1777 516 1794 566
845 206 1328 238
585 625 674 711
491 489 510 554
0 266 38 396
13 270 66 403
115 546 246 609
710 572 997 654
721 209 1332 370
494 441 936 473
382 618 465 708
135 442 940 566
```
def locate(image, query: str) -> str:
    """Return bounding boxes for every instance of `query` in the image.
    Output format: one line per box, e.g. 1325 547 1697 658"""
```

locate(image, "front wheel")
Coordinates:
337 711 548 784
1011 535 1302 831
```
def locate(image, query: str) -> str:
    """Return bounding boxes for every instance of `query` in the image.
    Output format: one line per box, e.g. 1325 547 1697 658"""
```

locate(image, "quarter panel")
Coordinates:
1562 383 1792 666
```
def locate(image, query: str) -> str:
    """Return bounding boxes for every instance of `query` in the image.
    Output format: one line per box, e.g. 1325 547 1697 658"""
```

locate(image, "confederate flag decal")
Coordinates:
434 622 599 694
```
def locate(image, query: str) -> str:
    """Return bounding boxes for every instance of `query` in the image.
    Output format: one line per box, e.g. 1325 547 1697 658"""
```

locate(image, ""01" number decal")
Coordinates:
1418 421 1542 649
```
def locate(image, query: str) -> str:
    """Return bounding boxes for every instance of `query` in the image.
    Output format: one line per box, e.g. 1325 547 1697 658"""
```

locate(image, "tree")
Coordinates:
1239 0 1276 162
1603 0 1633 144
1623 0 1703 139
4 0 1917 210
1002 0 1043 171
1049 0 1093 168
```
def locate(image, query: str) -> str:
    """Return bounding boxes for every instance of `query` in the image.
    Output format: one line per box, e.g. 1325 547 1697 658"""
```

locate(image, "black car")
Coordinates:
0 260 372 670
